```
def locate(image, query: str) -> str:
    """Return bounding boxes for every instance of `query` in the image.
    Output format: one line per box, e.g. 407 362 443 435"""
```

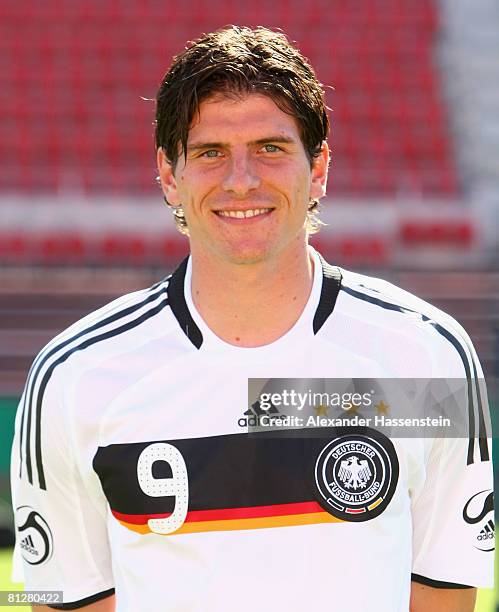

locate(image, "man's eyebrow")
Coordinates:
186 136 297 152
250 136 297 146
186 142 225 152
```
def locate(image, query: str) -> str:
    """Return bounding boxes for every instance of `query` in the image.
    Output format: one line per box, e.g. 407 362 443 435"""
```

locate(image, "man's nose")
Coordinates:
222 154 260 196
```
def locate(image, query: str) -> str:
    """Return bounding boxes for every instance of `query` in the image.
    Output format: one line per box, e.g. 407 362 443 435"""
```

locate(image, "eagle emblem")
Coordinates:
313 430 399 522
336 455 372 490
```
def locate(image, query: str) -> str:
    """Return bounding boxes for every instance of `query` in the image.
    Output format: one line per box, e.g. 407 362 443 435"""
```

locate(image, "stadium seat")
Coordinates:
0 0 458 199
400 221 473 246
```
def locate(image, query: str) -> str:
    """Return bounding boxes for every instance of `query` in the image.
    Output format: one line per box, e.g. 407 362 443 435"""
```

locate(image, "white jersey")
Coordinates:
11 248 494 611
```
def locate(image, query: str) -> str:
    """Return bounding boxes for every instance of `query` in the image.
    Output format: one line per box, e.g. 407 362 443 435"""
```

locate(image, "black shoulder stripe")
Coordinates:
21 282 168 484
341 284 487 464
167 257 203 349
411 574 473 589
34 292 169 490
48 588 115 609
313 257 342 334
22 283 169 490
423 316 488 463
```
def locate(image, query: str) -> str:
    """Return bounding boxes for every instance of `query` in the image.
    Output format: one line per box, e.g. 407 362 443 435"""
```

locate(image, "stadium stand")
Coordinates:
438 0 499 255
0 0 457 198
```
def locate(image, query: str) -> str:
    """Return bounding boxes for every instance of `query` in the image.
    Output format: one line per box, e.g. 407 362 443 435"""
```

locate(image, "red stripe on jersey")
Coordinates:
112 500 325 524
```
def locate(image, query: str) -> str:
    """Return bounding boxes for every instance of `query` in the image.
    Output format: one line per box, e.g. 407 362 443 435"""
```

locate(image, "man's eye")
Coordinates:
262 144 281 153
201 150 221 158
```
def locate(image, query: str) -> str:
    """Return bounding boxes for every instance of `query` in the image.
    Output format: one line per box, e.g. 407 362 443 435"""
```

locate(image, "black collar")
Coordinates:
167 255 342 349
167 257 203 349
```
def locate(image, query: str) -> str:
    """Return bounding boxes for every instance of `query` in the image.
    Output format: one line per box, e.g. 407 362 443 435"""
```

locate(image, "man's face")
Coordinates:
157 93 329 265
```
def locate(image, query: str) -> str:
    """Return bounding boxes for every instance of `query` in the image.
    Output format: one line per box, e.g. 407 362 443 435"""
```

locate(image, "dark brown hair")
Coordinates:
155 25 329 233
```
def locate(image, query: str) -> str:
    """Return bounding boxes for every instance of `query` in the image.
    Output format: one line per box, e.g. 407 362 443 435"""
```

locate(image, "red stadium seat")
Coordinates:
1 0 457 198
400 221 473 246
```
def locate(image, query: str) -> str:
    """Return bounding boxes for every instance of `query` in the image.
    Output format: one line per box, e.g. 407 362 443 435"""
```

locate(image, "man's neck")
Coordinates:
190 244 314 347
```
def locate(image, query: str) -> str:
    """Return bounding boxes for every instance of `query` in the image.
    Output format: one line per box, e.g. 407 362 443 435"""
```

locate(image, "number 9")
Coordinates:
137 443 189 534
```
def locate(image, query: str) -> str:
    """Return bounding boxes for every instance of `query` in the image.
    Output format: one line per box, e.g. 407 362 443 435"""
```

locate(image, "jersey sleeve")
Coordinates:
411 342 494 588
10 362 115 609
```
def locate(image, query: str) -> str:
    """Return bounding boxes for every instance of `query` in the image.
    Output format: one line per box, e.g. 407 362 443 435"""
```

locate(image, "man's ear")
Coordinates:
157 147 181 205
309 141 330 201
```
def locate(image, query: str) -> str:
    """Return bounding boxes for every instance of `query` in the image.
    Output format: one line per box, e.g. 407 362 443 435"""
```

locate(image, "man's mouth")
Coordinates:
215 208 273 219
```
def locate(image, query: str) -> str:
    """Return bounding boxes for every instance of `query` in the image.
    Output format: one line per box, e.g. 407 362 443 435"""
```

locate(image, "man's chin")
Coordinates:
220 245 274 266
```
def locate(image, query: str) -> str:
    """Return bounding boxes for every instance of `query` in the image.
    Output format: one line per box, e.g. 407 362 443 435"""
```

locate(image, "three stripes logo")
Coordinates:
477 519 495 543
20 534 38 556
238 399 280 428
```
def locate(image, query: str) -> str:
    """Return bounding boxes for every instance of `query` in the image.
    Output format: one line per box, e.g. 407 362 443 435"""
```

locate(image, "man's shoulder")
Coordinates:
336 267 477 374
31 277 172 381
338 267 460 330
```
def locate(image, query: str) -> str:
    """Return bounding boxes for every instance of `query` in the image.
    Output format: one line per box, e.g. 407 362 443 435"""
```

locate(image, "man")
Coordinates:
11 26 493 611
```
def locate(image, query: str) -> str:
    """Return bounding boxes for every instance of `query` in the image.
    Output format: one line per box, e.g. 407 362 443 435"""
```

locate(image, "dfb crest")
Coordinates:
313 429 399 522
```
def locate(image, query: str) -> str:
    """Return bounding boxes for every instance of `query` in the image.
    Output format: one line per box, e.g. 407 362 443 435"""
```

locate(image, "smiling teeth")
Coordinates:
218 208 271 218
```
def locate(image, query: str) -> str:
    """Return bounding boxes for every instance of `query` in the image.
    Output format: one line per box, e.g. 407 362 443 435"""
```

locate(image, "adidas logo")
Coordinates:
244 400 280 417
477 519 495 541
20 535 39 556
238 400 280 427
